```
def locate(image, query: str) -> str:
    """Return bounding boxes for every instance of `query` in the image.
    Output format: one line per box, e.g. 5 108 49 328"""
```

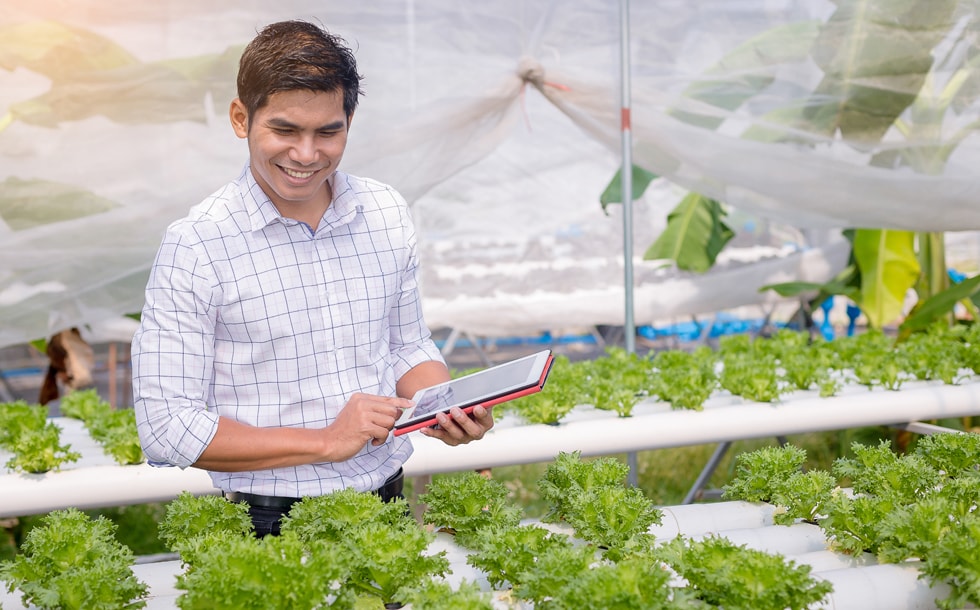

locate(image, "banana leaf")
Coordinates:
0 177 118 230
0 21 241 129
0 21 137 82
898 273 980 340
744 0 959 144
599 164 659 212
643 193 734 273
670 20 821 130
852 228 920 328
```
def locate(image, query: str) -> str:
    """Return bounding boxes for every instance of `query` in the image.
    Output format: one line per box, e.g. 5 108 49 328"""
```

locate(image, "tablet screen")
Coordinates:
395 350 551 429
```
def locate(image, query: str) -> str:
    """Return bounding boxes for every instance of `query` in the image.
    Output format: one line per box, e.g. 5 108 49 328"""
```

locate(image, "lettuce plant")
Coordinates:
283 488 449 608
174 532 351 610
538 450 631 523
60 389 144 465
0 400 79 473
655 535 833 610
466 524 573 589
402 579 494 610
158 491 254 566
419 471 522 548
0 508 148 610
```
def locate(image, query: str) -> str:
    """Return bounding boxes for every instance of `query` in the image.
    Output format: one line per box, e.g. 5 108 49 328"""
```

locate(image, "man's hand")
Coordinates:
419 404 495 446
325 392 413 461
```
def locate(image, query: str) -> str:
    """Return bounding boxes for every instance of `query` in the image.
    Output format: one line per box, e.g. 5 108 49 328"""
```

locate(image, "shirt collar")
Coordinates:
241 165 361 233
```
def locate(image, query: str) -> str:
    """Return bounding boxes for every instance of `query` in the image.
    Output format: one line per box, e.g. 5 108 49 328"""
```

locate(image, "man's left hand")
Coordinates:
419 404 494 446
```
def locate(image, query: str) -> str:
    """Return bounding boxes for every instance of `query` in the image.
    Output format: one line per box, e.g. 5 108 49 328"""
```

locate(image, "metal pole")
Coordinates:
619 0 635 356
619 0 639 487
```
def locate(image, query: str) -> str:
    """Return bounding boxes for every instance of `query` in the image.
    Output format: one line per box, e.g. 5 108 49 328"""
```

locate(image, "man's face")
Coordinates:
230 89 351 217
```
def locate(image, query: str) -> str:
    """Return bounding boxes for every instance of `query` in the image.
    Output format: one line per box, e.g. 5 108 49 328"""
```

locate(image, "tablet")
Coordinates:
393 349 555 436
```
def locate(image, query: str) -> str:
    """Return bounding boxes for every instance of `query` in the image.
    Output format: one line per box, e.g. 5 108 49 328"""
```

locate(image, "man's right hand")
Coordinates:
323 392 413 461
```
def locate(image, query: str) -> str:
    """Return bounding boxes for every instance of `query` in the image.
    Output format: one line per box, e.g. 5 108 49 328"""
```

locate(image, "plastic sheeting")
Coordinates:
1 0 979 346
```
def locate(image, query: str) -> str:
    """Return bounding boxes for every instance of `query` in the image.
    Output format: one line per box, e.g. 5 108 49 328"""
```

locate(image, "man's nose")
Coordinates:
290 135 318 164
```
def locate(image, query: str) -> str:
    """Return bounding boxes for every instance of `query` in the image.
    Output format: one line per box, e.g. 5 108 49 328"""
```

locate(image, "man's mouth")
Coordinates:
282 166 316 179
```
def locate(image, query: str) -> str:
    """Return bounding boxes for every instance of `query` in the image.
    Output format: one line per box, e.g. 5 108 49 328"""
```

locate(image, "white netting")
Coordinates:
1 0 978 346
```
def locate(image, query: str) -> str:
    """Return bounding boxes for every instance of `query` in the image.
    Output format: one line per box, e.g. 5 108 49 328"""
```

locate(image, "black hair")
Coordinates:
237 20 364 120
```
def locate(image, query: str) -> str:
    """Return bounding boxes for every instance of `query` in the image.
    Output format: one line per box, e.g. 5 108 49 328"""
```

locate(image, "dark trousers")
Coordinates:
226 468 405 537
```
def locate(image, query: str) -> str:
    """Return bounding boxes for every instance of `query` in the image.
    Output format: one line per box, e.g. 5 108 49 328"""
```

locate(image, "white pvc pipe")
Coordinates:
814 563 954 610
709 522 828 556
0 463 217 518
652 501 775 540
784 550 878 573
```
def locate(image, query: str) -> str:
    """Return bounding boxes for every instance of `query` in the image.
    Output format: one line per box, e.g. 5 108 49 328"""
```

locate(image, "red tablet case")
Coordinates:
393 353 555 436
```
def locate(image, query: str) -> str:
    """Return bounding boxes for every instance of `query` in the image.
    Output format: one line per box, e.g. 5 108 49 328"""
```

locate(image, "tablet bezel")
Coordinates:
393 349 553 432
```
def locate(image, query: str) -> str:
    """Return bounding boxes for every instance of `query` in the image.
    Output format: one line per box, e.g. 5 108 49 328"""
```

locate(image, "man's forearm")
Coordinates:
192 417 332 472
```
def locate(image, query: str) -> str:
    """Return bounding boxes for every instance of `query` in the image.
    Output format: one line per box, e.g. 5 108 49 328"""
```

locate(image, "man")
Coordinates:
132 20 493 536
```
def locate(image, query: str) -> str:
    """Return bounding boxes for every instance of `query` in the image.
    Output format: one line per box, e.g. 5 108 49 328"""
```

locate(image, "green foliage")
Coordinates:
0 508 148 610
281 487 412 543
537 451 661 559
649 348 717 410
563 485 662 559
722 444 807 503
59 389 144 465
922 512 980 610
466 524 573 589
403 579 494 610
656 535 833 610
914 430 980 475
832 440 941 500
724 434 980 609
900 273 980 338
0 400 79 473
580 347 652 416
174 531 351 610
343 520 448 605
284 489 448 607
157 492 253 565
418 471 522 548
644 193 735 273
598 163 659 209
719 352 783 402
85 504 169 556
538 451 630 523
510 543 598 606
721 445 836 525
543 554 693 610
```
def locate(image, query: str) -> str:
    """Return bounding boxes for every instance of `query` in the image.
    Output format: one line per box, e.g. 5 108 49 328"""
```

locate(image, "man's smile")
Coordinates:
281 166 317 180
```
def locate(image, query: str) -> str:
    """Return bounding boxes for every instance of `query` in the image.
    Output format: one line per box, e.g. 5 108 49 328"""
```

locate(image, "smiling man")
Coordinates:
132 20 495 536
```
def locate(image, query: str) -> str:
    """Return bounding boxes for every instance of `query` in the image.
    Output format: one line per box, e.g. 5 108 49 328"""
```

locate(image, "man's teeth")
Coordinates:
284 167 315 179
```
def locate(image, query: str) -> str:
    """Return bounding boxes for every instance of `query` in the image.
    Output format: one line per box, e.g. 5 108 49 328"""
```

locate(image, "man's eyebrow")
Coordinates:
265 118 346 131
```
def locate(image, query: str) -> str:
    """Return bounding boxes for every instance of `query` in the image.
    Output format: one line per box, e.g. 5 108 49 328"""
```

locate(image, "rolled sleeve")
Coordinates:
133 229 220 468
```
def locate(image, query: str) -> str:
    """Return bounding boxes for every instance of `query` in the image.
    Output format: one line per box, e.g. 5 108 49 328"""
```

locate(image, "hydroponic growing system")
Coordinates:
3 329 980 609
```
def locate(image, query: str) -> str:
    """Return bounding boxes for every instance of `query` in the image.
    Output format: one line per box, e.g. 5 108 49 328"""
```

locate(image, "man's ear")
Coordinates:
229 98 249 138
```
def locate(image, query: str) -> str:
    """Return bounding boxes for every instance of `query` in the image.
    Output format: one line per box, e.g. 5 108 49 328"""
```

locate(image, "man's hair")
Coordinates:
237 20 364 120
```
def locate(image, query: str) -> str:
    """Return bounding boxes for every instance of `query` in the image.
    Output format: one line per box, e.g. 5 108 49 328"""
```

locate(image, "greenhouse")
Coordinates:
3 0 980 609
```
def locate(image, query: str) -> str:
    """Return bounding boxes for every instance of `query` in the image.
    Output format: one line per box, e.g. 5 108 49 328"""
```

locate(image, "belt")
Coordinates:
225 467 405 510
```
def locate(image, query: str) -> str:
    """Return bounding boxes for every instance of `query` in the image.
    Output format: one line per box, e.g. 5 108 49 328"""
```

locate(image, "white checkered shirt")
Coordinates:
132 165 445 497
